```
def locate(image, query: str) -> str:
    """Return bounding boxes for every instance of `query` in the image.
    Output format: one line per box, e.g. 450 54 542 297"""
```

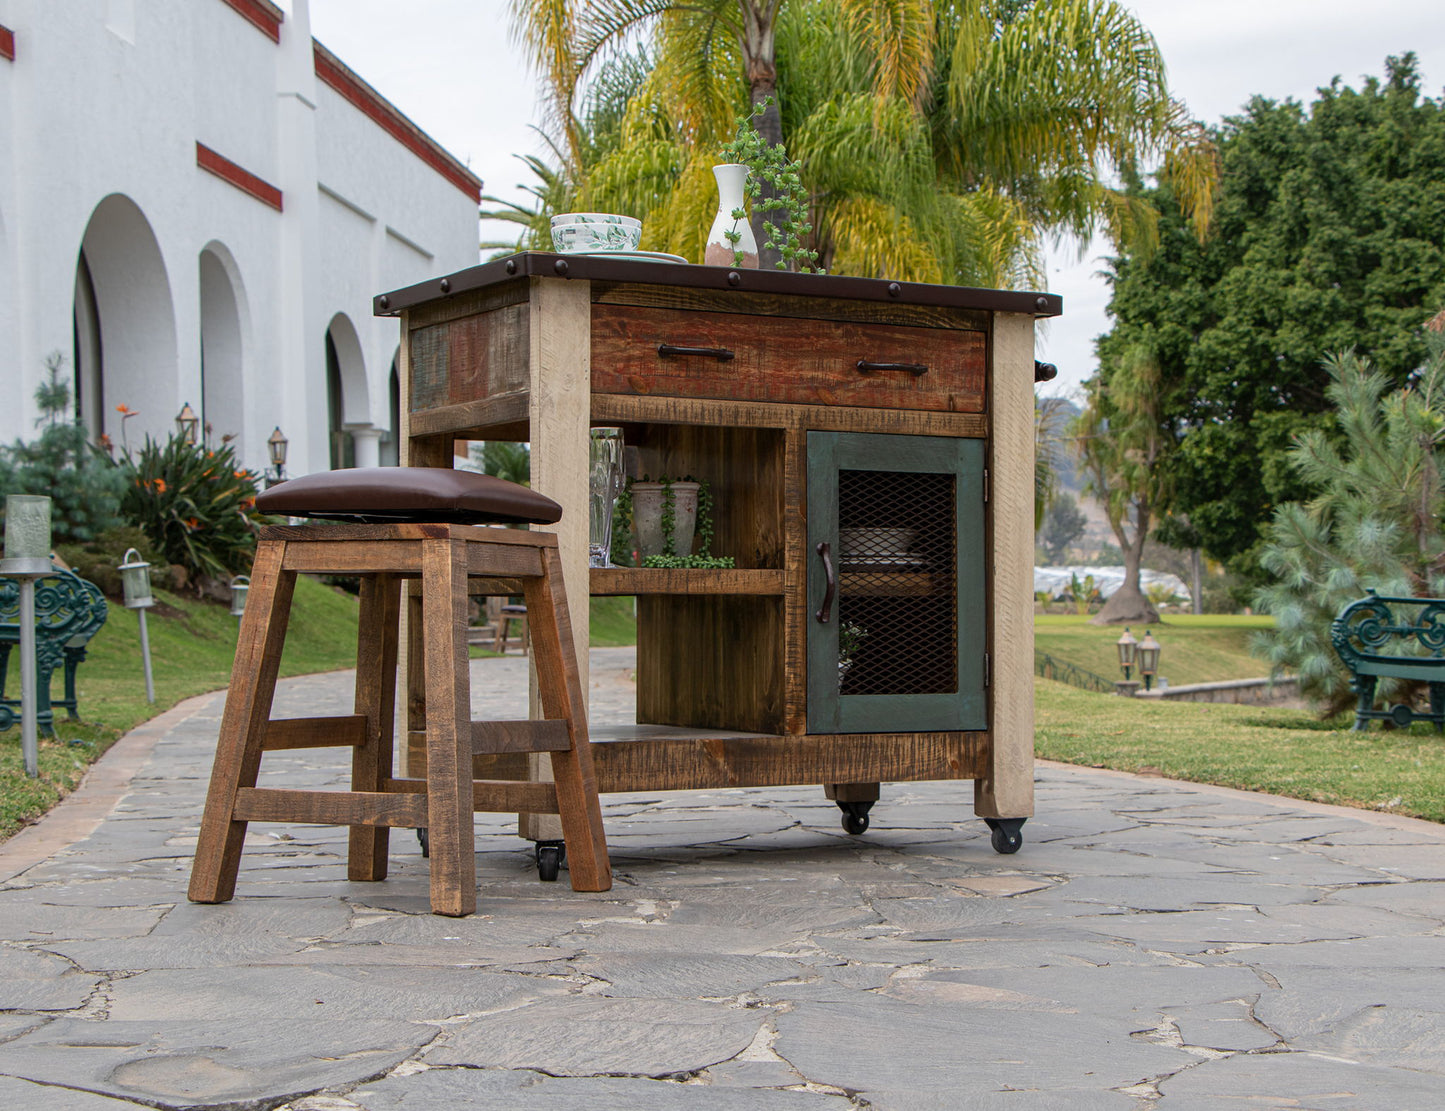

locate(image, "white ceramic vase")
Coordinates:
704 164 758 268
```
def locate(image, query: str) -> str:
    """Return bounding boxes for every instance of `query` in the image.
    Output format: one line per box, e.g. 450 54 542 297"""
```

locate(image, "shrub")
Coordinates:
0 353 126 543
119 434 265 588
53 526 165 598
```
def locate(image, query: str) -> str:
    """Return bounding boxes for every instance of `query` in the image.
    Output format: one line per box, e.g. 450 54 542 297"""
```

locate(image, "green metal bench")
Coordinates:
0 567 109 736
1330 590 1445 731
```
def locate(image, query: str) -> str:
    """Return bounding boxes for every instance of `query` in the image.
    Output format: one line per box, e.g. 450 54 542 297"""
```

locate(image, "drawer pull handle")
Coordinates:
816 542 836 624
857 360 928 377
658 343 735 362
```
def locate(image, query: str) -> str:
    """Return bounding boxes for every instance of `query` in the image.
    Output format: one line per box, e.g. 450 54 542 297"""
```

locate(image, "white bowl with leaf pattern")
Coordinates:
550 212 642 253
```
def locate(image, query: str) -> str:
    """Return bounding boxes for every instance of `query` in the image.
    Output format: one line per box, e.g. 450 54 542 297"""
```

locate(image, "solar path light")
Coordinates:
119 548 155 704
2 494 53 776
230 575 250 619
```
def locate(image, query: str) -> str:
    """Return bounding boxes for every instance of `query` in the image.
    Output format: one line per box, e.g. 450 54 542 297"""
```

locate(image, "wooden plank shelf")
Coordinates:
590 567 785 596
586 723 988 794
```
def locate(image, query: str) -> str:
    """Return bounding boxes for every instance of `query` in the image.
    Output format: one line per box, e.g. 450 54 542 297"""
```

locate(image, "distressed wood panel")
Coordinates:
978 312 1036 819
591 282 990 331
410 303 529 412
472 719 571 754
232 787 427 827
637 595 785 735
386 776 561 814
261 715 367 751
590 568 785 596
406 280 531 330
590 731 987 793
592 304 986 412
592 393 989 439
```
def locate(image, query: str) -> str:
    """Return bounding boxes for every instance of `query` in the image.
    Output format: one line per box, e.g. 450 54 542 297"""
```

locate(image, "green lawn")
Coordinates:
1 587 635 842
1034 613 1275 686
0 575 360 841
1036 677 1445 823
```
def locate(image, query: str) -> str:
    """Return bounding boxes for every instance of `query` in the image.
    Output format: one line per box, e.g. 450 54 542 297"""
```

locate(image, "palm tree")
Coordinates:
508 0 1218 281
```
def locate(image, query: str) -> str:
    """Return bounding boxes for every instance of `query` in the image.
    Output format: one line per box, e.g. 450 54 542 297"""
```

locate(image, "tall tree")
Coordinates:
508 0 1217 282
1075 344 1167 623
1255 329 1445 713
1097 55 1445 585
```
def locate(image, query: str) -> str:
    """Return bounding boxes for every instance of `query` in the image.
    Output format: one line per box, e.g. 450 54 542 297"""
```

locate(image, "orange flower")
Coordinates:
154 478 167 493
116 404 136 416
185 517 201 530
233 470 247 479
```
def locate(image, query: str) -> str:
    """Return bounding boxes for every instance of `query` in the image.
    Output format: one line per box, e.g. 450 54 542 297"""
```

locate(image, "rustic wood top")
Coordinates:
375 252 1063 319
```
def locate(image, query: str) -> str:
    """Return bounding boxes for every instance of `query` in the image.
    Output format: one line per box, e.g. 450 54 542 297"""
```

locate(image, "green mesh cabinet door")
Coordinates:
806 432 986 734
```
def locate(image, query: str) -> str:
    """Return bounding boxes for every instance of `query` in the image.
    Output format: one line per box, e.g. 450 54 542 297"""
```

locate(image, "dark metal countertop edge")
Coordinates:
374 252 1063 319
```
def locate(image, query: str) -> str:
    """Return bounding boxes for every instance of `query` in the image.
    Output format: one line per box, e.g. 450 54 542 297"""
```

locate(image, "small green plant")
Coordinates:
119 433 266 589
839 620 868 663
610 483 634 567
719 99 821 273
1068 572 1101 615
626 475 736 569
0 353 126 544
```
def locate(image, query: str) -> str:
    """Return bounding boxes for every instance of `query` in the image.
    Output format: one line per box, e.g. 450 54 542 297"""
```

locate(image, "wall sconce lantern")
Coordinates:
229 575 250 618
175 403 200 445
1137 629 1162 691
118 548 155 704
1115 626 1137 682
266 427 289 486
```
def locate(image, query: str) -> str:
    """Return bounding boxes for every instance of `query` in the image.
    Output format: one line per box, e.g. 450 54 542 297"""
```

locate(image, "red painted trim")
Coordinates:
313 43 481 202
196 142 283 212
0 25 15 62
218 0 282 43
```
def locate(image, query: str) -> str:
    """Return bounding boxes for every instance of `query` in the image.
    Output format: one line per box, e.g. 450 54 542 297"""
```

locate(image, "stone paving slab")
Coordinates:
0 648 1443 1109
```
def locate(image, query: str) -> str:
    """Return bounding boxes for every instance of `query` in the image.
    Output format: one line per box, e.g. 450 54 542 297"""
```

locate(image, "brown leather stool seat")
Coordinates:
188 468 610 916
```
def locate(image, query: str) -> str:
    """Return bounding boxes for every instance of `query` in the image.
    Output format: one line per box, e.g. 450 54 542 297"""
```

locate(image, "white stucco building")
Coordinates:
0 0 480 476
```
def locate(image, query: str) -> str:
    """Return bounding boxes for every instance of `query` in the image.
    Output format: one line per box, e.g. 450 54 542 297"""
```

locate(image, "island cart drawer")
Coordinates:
590 304 986 412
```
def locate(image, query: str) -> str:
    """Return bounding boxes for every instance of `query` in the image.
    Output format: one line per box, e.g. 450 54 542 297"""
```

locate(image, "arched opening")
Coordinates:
324 312 369 470
199 242 249 453
379 352 401 466
73 194 178 448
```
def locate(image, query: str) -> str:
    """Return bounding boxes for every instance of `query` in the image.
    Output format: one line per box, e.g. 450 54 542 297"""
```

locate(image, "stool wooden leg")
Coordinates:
525 544 611 893
349 573 400 881
421 538 476 917
189 541 296 904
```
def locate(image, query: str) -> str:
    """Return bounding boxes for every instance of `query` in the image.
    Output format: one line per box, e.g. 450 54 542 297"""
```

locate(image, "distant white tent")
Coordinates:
1034 566 1191 606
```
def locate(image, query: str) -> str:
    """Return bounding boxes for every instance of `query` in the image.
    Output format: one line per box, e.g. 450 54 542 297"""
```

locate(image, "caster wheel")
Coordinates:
837 800 873 835
983 817 1025 855
416 828 429 858
536 841 565 882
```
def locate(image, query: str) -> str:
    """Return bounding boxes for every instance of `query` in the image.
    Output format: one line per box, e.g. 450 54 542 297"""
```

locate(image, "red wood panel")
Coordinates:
591 304 986 413
0 24 14 61
196 142 283 211
218 0 282 42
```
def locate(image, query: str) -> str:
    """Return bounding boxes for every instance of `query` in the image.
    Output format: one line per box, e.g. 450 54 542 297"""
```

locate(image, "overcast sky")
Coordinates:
295 0 1445 399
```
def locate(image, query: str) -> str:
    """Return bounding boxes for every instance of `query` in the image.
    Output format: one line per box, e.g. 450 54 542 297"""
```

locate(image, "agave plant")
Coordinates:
119 434 265 589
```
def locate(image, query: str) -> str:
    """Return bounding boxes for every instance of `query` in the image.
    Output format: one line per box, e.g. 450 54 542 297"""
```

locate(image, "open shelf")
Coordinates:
590 567 785 596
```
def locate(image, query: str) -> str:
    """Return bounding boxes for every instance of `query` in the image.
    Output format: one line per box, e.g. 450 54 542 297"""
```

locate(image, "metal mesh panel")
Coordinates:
836 469 956 696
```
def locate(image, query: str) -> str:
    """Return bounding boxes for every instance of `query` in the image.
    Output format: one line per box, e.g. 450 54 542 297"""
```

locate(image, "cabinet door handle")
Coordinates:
658 343 735 362
815 541 836 624
856 360 928 377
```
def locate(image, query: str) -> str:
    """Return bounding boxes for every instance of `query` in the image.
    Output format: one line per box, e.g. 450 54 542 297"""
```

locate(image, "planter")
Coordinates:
631 480 700 559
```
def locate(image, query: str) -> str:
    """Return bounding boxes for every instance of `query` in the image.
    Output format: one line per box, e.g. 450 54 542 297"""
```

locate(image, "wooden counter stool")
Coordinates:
187 467 610 917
